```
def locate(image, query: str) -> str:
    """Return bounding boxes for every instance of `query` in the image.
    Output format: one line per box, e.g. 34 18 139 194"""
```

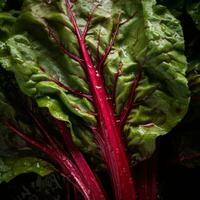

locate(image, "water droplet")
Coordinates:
95 70 100 77
23 161 28 166
46 0 52 4
75 107 80 111
87 189 91 195
106 97 112 100
129 177 133 185
116 119 120 123
115 148 120 155
36 162 40 168
95 86 101 89
61 156 67 162
122 167 127 173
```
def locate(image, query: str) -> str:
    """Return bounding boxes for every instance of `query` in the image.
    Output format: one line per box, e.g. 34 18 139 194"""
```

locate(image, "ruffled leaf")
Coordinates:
0 0 189 162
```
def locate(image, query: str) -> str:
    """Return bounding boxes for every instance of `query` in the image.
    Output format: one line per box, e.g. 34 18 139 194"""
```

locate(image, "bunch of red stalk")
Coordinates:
5 1 157 199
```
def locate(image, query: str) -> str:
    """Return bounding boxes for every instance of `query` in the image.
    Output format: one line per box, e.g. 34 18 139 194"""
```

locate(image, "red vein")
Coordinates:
119 11 137 26
4 122 54 156
28 112 59 150
96 29 102 63
82 3 100 39
40 67 93 102
97 15 121 73
112 62 123 109
51 78 93 102
65 0 83 40
48 27 84 66
119 69 142 129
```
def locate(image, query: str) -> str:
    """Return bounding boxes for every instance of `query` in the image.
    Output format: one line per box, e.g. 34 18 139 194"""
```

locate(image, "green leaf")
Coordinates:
0 156 53 183
0 0 189 162
0 34 96 124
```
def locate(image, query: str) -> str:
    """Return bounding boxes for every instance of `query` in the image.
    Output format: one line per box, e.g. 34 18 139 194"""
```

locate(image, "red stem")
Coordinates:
82 3 100 39
65 181 71 200
48 28 84 65
64 1 136 199
28 112 59 150
74 186 81 200
97 16 121 74
4 122 94 200
5 122 54 156
55 120 107 200
137 158 158 200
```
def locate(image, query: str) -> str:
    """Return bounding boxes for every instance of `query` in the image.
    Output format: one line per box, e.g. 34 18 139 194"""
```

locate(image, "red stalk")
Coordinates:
64 1 136 199
4 122 96 200
28 112 59 150
74 186 81 200
55 120 107 200
137 158 158 200
65 181 71 200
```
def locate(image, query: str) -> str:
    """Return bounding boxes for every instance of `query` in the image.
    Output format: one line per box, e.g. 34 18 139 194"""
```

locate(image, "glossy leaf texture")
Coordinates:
0 0 189 162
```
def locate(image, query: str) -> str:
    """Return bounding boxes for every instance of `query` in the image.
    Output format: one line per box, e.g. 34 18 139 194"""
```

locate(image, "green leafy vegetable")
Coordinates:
0 0 191 199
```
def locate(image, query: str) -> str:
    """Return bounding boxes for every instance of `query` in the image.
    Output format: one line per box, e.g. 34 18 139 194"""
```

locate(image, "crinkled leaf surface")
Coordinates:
0 0 189 161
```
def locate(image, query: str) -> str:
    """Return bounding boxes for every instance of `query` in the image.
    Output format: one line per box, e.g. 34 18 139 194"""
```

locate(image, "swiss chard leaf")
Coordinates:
0 0 189 162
